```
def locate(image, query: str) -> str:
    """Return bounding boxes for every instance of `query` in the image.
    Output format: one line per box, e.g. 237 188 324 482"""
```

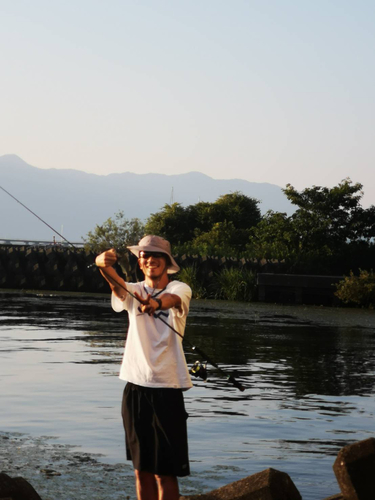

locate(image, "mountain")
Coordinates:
0 154 294 242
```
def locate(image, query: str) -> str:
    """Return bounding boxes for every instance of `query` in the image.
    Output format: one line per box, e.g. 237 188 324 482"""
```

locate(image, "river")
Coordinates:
1 292 374 499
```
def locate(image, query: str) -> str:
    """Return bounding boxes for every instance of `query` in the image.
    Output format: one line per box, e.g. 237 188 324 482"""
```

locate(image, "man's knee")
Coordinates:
155 474 178 488
135 469 154 481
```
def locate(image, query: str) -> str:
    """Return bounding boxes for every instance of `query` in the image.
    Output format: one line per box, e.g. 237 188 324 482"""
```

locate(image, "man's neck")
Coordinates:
144 274 169 289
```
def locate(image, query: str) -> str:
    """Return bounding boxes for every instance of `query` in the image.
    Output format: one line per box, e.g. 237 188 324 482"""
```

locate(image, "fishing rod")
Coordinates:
0 185 78 250
1 184 245 391
99 266 245 392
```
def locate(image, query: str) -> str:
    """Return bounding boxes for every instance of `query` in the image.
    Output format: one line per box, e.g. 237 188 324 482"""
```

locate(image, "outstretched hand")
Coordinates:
134 292 160 316
95 248 118 268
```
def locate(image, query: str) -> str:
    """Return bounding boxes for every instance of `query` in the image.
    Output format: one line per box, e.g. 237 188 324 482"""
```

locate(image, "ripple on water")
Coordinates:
1 294 375 500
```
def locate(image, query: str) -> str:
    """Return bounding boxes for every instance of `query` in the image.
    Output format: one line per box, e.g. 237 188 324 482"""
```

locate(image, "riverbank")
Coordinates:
0 431 134 500
0 432 206 500
1 288 374 329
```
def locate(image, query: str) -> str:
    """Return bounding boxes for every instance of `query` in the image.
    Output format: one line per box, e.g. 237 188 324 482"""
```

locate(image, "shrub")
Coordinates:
335 269 375 308
211 267 256 302
178 265 206 299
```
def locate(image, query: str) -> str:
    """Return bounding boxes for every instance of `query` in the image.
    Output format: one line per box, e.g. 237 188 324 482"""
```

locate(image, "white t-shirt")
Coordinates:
112 280 193 390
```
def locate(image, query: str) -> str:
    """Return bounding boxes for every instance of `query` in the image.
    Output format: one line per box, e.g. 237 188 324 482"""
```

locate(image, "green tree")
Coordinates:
144 203 193 246
145 192 261 256
249 179 375 273
83 211 144 254
83 211 145 280
285 179 375 271
248 211 297 261
190 220 238 256
284 178 370 249
191 192 260 232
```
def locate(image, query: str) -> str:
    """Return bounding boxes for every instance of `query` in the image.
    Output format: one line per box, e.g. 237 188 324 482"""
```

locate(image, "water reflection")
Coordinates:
188 303 375 400
1 293 375 500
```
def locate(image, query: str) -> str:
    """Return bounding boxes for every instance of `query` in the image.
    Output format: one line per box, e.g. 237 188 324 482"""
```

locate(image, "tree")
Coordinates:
248 211 297 261
83 211 145 280
144 203 193 246
248 179 375 273
190 220 238 256
190 192 260 232
83 211 144 254
145 192 261 256
283 179 369 248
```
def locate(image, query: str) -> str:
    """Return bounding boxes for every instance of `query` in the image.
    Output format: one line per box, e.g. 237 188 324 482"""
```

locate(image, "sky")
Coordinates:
1 0 375 207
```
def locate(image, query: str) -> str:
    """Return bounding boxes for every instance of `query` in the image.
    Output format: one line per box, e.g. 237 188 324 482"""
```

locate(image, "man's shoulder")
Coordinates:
167 280 192 295
168 279 189 288
126 280 145 287
125 281 145 294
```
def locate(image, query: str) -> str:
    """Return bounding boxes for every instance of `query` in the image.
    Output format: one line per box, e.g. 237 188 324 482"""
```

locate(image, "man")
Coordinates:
95 235 192 500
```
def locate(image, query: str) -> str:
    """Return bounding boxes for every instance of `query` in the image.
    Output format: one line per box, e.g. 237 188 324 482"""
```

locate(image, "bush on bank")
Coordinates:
335 270 375 309
176 264 257 302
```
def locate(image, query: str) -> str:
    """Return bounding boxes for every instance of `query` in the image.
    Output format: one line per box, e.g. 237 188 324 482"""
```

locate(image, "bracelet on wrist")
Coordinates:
154 298 162 310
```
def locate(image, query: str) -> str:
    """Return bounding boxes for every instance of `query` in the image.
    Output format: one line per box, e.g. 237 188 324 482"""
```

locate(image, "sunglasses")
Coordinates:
139 251 166 259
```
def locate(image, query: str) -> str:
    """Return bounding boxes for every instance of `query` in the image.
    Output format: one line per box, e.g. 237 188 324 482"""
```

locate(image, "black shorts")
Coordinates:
121 383 190 477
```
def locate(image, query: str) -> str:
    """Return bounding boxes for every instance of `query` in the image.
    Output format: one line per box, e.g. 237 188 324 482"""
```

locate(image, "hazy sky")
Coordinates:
2 1 374 206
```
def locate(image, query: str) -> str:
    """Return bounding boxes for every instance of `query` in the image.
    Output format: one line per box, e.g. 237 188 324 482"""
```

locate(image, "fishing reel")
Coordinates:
189 360 208 381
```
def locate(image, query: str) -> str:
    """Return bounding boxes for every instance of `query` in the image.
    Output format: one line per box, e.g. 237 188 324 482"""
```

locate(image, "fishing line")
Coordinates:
0 185 77 249
1 184 245 391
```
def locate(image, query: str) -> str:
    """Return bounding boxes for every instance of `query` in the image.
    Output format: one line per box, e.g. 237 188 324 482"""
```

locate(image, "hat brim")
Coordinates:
127 244 180 274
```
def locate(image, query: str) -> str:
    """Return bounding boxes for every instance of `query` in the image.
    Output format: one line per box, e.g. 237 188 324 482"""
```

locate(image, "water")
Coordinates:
1 293 375 499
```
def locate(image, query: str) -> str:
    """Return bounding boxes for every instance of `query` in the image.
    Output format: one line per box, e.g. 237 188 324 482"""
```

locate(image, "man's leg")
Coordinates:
134 470 158 500
155 474 179 500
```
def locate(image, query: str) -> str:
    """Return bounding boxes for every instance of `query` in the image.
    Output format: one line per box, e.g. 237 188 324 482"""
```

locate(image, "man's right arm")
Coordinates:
95 249 127 299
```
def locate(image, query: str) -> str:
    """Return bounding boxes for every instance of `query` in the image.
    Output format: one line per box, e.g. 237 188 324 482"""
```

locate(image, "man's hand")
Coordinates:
134 292 160 316
95 249 117 268
134 292 182 316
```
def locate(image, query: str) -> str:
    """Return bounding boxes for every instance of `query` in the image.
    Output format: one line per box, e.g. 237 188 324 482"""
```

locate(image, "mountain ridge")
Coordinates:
0 154 293 241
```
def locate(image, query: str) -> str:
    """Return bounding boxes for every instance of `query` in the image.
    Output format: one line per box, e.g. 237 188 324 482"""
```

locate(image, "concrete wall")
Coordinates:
0 245 342 305
0 245 106 293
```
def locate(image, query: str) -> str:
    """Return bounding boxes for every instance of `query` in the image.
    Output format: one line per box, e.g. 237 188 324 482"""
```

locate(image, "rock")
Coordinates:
0 473 42 500
40 468 61 477
181 468 301 500
333 437 375 500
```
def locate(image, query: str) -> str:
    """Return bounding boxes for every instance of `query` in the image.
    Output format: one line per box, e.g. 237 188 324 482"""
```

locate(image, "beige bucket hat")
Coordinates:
127 235 180 274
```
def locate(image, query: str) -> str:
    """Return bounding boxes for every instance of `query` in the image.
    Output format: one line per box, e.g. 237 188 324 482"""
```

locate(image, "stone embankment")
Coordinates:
0 245 241 294
0 244 263 293
0 244 263 296
0 245 105 293
0 244 342 305
1 438 374 499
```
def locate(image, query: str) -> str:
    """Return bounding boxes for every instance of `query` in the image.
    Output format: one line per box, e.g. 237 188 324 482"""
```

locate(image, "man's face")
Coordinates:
138 251 168 280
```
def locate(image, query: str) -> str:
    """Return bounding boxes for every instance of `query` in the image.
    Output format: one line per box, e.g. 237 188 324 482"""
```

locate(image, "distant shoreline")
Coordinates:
2 289 374 330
